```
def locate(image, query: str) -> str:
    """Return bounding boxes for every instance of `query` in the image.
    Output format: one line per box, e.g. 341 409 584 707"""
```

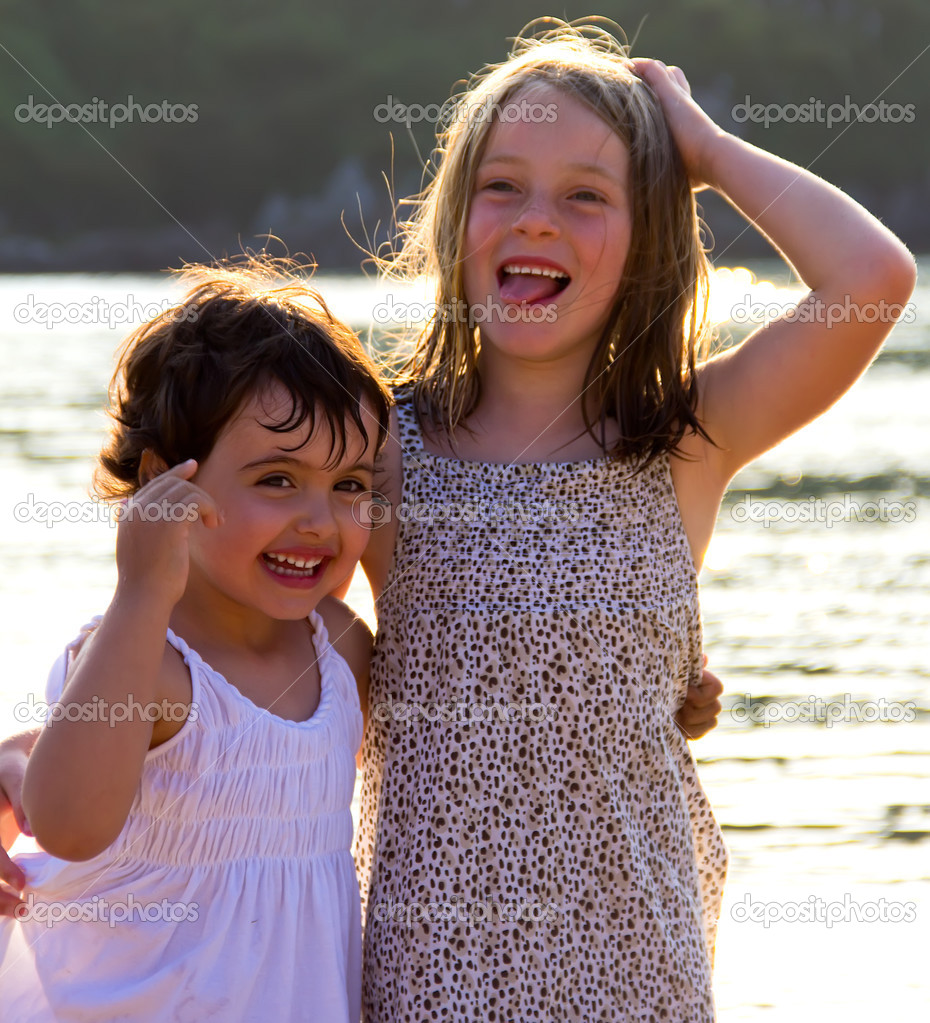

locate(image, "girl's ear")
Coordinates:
139 449 170 486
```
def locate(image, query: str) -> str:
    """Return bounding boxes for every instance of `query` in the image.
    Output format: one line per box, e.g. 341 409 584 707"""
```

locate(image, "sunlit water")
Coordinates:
1 268 927 1020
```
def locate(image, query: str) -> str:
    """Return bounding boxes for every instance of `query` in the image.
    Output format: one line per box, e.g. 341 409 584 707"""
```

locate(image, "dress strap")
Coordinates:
306 608 328 649
393 397 424 455
43 617 104 704
163 626 197 665
163 614 333 709
305 609 360 711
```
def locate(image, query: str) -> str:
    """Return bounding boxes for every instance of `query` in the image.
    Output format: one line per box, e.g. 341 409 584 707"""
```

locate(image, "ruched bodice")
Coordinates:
3 610 363 1022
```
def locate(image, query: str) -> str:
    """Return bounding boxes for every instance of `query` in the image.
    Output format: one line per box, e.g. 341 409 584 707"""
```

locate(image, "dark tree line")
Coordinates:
0 0 927 270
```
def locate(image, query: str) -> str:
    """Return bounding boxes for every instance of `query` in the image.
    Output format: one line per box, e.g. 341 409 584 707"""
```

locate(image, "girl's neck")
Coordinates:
427 349 617 464
168 584 301 660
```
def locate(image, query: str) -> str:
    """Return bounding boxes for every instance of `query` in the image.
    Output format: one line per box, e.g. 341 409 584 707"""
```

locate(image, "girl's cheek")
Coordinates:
466 202 503 244
337 503 370 538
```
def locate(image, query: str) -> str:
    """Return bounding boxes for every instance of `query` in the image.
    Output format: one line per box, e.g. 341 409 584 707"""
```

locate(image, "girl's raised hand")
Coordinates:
115 459 221 609
630 57 725 191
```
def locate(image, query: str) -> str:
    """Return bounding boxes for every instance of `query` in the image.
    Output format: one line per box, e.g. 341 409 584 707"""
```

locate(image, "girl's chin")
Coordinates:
478 322 602 361
478 301 562 327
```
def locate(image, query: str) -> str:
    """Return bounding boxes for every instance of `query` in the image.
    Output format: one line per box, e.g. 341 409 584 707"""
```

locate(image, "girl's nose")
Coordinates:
511 194 560 237
295 494 339 541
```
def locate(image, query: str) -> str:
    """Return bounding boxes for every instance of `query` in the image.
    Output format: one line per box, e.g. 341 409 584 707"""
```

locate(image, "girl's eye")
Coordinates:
335 478 369 494
571 189 603 202
258 474 293 489
483 179 517 193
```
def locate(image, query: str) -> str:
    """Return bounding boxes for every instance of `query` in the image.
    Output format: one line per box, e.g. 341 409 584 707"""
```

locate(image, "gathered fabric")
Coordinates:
1 610 363 1023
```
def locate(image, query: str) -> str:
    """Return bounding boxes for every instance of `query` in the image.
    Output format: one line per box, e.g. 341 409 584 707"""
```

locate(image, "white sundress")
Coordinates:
0 610 362 1022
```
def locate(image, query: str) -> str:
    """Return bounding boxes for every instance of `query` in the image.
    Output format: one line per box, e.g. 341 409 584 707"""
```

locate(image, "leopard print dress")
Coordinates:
357 400 728 1022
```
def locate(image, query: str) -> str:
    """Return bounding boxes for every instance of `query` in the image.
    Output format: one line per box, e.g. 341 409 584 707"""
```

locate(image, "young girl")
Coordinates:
353 22 915 1022
0 258 392 1021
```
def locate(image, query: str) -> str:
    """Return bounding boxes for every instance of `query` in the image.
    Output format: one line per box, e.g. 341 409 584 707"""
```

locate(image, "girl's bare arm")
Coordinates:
360 406 403 603
634 59 917 484
318 596 374 769
23 463 219 862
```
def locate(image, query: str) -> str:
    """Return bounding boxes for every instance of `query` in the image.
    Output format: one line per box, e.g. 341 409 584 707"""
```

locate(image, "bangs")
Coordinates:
250 370 383 469
94 257 392 500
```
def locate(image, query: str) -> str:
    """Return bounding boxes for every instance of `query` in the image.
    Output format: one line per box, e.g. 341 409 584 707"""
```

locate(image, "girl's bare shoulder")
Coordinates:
61 624 193 750
316 596 373 682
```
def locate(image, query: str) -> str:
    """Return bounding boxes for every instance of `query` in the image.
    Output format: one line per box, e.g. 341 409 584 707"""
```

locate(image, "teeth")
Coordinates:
266 553 323 570
502 264 569 280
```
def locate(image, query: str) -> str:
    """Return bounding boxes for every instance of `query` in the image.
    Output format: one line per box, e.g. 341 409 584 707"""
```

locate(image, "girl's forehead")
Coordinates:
216 385 375 461
478 85 629 173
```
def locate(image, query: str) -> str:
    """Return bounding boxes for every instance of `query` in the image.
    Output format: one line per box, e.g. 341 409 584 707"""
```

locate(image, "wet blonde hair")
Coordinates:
384 18 715 465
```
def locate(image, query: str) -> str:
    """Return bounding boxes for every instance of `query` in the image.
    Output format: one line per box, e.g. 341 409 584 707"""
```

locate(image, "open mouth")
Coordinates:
498 263 571 305
261 552 327 582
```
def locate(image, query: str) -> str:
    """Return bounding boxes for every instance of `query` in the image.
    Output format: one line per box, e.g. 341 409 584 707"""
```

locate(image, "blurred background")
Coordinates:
1 3 928 1021
1 0 929 270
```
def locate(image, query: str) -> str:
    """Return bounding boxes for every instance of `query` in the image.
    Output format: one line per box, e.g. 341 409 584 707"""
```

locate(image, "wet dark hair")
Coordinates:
95 256 392 499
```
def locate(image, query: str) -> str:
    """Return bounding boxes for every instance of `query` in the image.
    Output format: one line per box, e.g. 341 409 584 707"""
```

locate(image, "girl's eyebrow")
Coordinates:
480 153 623 182
240 454 304 470
341 460 377 476
240 454 376 474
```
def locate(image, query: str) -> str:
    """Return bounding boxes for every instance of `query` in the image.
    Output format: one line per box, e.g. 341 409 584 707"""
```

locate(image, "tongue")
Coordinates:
499 272 563 304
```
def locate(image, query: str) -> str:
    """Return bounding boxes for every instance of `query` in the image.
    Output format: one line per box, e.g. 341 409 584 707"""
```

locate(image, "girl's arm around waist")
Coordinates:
1 728 38 911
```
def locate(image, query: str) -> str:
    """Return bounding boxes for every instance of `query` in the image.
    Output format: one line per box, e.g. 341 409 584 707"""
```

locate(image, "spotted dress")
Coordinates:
357 399 728 1022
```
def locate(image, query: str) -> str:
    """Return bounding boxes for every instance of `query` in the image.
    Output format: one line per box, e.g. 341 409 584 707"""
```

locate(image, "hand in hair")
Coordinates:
630 57 723 192
117 458 222 609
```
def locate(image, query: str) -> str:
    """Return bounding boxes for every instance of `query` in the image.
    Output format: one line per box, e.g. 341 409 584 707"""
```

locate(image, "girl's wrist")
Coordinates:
693 127 739 193
110 580 176 629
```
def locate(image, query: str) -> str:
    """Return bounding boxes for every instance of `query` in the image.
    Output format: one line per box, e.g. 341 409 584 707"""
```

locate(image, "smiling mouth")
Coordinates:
498 264 571 304
261 552 326 579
